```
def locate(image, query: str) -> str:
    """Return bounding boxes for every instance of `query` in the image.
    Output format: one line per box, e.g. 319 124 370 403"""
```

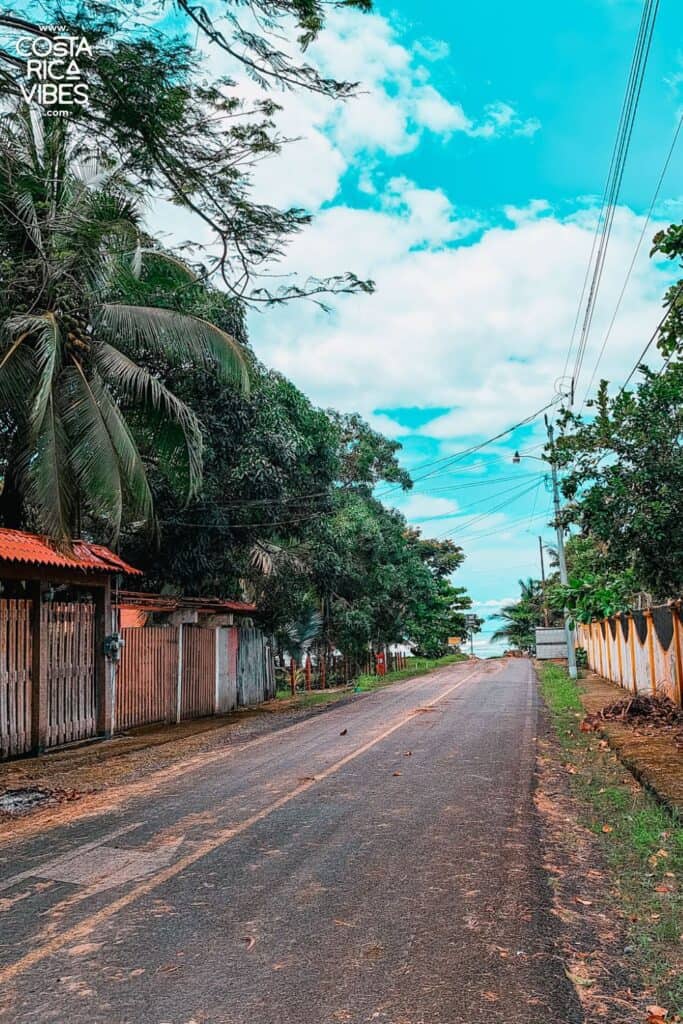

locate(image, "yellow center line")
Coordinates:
0 666 481 984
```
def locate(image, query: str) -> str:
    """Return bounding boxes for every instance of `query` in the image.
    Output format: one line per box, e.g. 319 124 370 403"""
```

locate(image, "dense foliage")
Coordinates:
0 112 247 541
554 364 683 601
0 8 479 665
547 218 683 612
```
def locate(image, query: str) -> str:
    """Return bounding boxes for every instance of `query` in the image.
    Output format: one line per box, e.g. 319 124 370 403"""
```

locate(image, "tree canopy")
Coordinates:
0 2 375 303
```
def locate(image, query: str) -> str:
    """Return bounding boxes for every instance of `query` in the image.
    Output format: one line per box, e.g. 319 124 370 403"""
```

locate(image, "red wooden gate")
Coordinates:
0 599 32 758
44 602 96 747
180 625 216 719
116 626 178 729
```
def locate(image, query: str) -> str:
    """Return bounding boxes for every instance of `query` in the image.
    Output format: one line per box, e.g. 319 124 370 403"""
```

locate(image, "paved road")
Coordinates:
0 658 581 1024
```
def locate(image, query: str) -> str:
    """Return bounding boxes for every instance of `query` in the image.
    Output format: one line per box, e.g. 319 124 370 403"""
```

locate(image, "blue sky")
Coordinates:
148 0 683 652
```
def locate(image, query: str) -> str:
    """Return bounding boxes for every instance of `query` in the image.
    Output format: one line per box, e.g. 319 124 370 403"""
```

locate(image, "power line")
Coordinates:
566 0 660 403
377 398 560 498
410 476 546 524
436 479 543 541
580 112 682 409
419 471 540 495
616 281 683 395
457 509 554 547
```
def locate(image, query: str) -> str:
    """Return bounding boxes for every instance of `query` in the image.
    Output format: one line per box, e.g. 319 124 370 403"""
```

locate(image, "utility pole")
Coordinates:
538 536 549 626
545 416 577 679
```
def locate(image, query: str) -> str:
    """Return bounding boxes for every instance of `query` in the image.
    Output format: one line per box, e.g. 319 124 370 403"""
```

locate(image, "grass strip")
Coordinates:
276 654 467 707
539 663 683 1015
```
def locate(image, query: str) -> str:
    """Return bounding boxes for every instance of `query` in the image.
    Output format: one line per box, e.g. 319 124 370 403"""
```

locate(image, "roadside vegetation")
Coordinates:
539 663 682 1015
275 654 466 707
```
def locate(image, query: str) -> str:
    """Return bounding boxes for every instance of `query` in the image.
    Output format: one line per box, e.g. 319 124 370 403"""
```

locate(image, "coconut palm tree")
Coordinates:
0 108 248 543
490 577 544 651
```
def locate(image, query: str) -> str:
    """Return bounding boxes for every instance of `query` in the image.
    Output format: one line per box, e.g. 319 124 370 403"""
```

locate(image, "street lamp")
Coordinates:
512 424 578 679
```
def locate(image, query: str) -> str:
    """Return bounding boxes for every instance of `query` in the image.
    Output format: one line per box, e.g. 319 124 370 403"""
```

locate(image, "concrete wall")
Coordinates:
577 604 683 705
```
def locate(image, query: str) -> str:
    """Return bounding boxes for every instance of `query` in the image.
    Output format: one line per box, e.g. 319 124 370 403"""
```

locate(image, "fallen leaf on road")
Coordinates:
333 919 356 928
339 729 347 736
243 936 256 950
404 751 412 756
646 1006 668 1021
393 771 402 777
574 897 593 906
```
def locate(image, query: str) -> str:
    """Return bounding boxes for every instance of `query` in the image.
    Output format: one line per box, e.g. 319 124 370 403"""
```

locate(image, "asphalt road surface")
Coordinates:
0 658 582 1024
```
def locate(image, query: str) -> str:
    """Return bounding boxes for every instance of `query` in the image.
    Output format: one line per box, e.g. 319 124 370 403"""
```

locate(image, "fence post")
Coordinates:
615 615 624 687
645 610 656 695
29 581 48 754
628 617 638 694
290 658 296 696
320 654 326 690
176 623 184 723
94 580 114 738
305 654 311 691
214 627 221 714
671 603 683 707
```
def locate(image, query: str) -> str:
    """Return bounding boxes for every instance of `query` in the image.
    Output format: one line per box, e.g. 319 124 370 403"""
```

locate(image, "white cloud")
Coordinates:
398 494 459 519
250 201 674 441
229 8 541 212
471 597 517 609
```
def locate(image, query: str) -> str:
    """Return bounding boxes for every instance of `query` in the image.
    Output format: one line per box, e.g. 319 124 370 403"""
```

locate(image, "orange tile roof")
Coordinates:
0 528 141 575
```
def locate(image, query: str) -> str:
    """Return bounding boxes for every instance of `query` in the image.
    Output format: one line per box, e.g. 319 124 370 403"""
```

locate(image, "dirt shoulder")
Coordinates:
0 689 361 826
579 673 683 815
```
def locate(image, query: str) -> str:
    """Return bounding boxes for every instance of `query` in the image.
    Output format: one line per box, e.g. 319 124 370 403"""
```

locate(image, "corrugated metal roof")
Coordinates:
0 528 141 575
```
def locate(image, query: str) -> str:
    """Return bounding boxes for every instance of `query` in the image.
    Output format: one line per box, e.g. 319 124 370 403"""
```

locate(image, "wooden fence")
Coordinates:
180 625 216 720
0 599 32 758
116 626 178 730
577 603 683 705
114 623 274 732
44 602 96 747
1 601 275 757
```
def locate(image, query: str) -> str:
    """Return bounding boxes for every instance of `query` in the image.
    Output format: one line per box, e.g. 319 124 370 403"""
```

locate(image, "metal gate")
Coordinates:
44 601 96 747
0 599 32 758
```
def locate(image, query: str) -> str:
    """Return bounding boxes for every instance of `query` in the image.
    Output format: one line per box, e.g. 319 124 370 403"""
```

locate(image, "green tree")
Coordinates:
0 2 374 303
490 578 544 651
0 111 248 542
554 363 683 599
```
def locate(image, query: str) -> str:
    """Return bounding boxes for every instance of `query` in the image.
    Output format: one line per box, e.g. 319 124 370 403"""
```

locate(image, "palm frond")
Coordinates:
95 304 249 390
60 363 124 531
15 394 74 542
89 372 153 528
94 341 204 498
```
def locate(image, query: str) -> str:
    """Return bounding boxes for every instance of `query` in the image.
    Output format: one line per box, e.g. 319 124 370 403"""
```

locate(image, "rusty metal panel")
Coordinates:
116 627 178 730
0 599 32 759
216 626 238 714
180 625 216 720
237 628 275 706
